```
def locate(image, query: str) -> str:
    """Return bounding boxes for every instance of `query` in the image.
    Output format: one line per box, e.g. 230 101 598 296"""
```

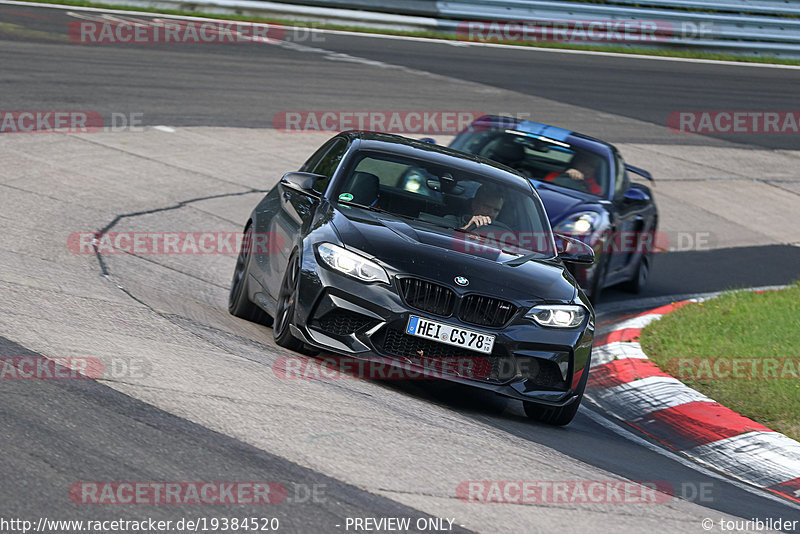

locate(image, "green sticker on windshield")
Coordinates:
339 193 354 202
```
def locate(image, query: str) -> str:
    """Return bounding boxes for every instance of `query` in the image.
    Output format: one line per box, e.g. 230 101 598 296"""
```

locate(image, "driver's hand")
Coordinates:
462 215 492 230
566 168 585 181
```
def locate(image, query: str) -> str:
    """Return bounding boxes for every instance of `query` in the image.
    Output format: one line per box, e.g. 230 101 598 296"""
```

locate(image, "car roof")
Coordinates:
467 115 614 150
340 130 533 189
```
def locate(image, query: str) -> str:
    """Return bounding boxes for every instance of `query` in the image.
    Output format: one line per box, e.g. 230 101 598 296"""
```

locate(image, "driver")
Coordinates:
457 183 505 230
543 153 603 195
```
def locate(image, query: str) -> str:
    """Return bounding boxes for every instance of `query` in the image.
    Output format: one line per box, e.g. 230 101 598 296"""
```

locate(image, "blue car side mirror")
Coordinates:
624 187 650 203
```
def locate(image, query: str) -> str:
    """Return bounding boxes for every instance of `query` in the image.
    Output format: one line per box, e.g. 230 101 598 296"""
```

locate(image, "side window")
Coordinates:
614 152 629 199
300 139 336 173
310 138 348 193
352 157 408 187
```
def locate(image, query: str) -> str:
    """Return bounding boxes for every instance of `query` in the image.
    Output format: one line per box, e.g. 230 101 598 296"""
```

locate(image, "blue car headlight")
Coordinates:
554 211 601 236
526 304 587 328
317 243 389 284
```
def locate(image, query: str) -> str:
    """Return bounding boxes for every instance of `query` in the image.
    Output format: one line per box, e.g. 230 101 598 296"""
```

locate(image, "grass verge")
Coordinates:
14 0 800 66
640 283 800 441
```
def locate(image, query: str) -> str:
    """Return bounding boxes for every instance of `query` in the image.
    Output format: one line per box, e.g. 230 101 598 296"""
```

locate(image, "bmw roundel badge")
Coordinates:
454 276 469 286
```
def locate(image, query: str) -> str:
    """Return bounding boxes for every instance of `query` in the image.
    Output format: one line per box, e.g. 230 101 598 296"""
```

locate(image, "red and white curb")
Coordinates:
585 301 800 505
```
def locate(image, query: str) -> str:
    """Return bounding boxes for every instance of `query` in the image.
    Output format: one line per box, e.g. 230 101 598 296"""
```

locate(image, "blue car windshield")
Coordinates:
334 151 556 257
450 130 610 197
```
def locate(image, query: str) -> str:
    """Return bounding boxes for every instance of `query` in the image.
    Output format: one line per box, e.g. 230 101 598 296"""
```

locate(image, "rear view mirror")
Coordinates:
555 234 595 265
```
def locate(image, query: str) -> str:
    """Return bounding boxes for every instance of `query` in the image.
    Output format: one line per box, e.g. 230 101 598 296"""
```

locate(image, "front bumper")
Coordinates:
293 252 594 407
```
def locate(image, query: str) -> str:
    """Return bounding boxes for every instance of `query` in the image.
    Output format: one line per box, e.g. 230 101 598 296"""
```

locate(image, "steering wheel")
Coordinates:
550 171 591 194
464 220 514 235
464 221 518 249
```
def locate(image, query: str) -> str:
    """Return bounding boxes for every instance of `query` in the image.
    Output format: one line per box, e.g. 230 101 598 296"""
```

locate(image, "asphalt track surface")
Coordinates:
0 335 473 532
1 4 798 301
1 3 800 533
1 4 800 150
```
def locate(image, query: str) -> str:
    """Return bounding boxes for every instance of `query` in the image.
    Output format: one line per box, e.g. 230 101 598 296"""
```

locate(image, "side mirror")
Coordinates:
623 187 650 204
555 233 595 265
280 172 327 194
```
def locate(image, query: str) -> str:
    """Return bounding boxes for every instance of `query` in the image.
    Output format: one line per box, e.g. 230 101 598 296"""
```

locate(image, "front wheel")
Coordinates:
229 225 273 326
273 251 304 351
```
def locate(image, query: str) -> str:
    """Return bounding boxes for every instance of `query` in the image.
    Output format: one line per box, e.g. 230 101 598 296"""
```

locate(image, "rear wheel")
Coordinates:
622 254 650 294
523 364 588 426
587 250 607 306
273 251 304 351
228 225 273 325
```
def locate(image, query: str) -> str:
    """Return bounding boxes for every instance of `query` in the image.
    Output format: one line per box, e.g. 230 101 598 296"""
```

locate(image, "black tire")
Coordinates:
229 225 273 326
273 251 304 351
622 254 650 294
587 250 607 306
523 363 588 426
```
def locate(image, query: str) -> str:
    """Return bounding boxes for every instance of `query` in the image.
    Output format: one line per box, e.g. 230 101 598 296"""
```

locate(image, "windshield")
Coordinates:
450 130 610 197
334 150 556 257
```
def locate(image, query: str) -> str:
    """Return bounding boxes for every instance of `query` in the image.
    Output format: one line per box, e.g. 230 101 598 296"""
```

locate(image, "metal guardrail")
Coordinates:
433 0 800 57
255 0 800 57
81 0 800 57
264 0 439 16
597 0 800 16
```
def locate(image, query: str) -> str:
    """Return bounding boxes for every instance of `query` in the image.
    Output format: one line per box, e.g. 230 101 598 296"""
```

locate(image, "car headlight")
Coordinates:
554 212 601 236
526 304 586 328
317 243 389 284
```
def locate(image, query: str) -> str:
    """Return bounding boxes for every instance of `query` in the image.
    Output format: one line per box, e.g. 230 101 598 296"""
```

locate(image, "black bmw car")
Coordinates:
443 115 658 302
229 132 595 425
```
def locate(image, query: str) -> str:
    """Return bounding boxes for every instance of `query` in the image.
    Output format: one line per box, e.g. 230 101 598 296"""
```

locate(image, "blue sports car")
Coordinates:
442 116 658 303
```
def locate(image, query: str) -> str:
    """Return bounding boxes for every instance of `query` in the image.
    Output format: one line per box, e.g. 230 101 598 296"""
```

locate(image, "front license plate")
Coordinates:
406 316 495 354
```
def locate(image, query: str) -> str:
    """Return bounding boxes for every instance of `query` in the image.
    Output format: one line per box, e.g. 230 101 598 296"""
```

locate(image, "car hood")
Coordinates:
533 182 604 226
330 205 575 302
